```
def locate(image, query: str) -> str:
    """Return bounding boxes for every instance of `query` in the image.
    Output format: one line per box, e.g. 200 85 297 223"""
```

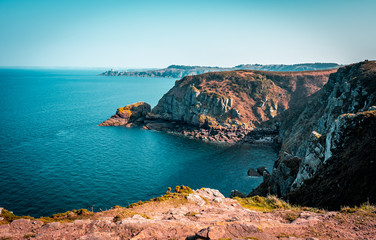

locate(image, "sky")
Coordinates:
0 0 375 68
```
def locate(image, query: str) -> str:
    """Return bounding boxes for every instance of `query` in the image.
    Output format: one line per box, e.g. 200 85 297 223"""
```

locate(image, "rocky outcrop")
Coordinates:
98 102 151 127
251 61 376 209
250 152 301 197
2 188 376 239
247 168 261 177
100 63 340 78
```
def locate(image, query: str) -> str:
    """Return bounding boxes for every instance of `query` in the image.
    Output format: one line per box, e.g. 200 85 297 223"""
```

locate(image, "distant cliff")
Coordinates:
100 63 340 78
251 61 376 209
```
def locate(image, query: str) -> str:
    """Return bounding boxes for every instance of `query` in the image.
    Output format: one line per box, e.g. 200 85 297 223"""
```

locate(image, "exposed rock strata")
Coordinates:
251 61 376 209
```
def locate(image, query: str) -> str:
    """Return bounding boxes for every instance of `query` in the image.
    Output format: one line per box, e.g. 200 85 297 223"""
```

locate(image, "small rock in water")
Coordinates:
257 166 269 176
247 168 261 177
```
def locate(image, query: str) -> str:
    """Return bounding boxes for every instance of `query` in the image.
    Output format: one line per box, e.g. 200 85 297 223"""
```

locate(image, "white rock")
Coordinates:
187 194 206 206
132 214 146 220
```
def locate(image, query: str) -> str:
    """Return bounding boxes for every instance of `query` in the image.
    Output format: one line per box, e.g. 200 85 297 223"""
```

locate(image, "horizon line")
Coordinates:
0 61 360 70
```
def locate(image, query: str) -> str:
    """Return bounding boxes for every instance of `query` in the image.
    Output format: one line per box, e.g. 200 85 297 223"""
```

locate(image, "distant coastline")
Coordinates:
99 63 341 78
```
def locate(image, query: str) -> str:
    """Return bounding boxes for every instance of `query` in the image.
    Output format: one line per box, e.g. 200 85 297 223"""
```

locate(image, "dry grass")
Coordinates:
234 195 293 212
340 202 376 215
126 186 193 209
39 209 94 223
234 195 325 214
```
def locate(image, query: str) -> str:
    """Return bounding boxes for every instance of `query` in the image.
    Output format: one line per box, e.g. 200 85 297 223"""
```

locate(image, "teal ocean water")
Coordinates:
0 69 277 217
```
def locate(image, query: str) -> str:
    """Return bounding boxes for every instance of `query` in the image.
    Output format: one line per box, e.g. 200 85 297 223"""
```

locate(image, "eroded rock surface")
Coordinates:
2 188 375 240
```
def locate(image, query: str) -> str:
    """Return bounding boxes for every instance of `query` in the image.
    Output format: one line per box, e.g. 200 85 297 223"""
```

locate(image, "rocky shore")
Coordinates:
1 187 375 240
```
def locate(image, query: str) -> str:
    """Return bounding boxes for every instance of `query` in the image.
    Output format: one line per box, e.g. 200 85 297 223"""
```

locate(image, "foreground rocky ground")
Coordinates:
1 188 375 240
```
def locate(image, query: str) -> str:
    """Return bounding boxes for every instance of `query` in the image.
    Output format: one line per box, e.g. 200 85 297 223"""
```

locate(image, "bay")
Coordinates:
0 69 277 217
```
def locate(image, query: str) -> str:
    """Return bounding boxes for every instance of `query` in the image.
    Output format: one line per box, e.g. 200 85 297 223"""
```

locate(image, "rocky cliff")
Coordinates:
100 63 340 78
99 69 335 143
251 61 376 209
151 70 335 129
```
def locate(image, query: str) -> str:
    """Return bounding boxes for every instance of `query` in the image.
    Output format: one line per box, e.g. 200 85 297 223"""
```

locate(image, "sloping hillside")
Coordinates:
151 69 336 129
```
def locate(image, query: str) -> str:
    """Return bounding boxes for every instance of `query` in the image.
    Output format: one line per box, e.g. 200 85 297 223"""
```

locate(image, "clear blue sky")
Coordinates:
0 0 375 68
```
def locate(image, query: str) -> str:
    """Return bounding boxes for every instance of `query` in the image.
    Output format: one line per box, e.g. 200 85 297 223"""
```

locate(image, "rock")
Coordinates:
247 168 261 177
230 190 247 198
79 232 121 240
196 188 225 200
10 219 32 231
186 194 206 206
145 120 175 131
195 224 260 239
250 152 301 197
257 166 269 176
99 102 151 126
132 214 146 220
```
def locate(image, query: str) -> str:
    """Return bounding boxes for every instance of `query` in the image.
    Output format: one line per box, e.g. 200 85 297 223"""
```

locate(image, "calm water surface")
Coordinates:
0 69 277 217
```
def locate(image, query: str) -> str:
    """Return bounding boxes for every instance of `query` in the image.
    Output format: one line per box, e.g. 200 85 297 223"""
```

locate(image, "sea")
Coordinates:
0 69 277 217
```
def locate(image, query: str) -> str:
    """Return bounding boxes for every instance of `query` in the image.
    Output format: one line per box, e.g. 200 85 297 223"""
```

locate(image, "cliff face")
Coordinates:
151 70 335 130
251 61 376 209
100 63 340 78
287 109 376 209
